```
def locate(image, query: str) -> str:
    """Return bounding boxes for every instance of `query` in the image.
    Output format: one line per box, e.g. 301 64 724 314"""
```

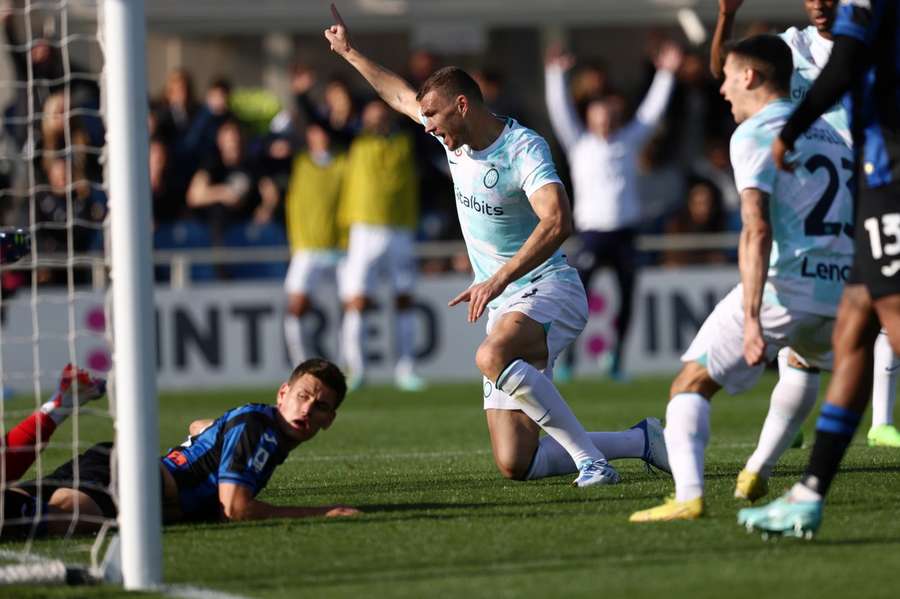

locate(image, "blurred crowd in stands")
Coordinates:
0 8 744 287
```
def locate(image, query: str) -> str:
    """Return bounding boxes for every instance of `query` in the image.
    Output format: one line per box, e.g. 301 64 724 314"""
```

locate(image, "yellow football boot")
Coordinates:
629 496 704 522
734 469 769 503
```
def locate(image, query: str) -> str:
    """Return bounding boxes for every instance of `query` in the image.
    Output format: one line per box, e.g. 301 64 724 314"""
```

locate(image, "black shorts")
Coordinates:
16 442 117 519
849 180 900 299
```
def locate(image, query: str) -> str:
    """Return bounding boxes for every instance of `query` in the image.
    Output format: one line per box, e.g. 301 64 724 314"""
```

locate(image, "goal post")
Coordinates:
101 0 162 589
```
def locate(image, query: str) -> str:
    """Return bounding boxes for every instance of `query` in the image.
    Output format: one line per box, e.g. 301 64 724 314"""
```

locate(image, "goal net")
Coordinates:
0 0 160 589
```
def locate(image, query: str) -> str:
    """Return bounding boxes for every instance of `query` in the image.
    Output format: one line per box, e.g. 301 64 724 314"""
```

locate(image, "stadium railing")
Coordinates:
2 232 740 290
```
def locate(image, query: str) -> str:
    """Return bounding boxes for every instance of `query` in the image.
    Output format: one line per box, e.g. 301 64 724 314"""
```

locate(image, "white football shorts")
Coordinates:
482 271 588 410
284 249 342 295
339 223 416 298
682 283 835 395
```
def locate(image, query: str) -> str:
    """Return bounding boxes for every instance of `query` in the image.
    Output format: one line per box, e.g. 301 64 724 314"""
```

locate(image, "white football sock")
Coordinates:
789 481 823 502
745 351 819 477
395 308 416 379
665 392 710 502
341 309 367 379
525 429 645 479
497 359 603 466
872 331 898 428
284 314 306 367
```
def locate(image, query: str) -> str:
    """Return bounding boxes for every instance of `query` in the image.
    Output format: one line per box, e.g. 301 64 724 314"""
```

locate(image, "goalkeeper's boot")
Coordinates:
44 364 106 414
572 458 620 487
631 417 671 474
630 495 704 522
737 492 822 540
867 424 900 447
734 469 769 502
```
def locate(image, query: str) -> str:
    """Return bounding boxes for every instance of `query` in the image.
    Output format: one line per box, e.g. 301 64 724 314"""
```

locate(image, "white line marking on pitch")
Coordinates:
287 449 493 462
163 584 253 599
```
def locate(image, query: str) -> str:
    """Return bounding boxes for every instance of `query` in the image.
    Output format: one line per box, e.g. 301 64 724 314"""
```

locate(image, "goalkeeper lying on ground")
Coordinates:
2 358 359 538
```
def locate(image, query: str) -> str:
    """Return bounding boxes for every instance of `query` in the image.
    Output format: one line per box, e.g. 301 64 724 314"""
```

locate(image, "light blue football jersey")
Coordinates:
779 26 852 145
421 115 578 308
730 99 854 317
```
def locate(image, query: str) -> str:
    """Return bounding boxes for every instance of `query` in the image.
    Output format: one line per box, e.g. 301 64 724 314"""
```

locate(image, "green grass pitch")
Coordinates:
4 373 900 598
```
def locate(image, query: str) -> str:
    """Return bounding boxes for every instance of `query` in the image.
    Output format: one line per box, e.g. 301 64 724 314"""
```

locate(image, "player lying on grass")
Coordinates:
629 34 853 522
323 4 670 486
2 358 359 538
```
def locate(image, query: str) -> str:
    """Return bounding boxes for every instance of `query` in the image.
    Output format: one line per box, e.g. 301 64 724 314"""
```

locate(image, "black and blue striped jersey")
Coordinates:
833 0 900 187
160 403 291 521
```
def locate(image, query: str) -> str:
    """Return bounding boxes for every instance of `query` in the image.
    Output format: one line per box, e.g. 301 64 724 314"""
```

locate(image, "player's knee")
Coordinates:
475 342 506 382
493 455 530 481
785 351 814 371
670 363 717 398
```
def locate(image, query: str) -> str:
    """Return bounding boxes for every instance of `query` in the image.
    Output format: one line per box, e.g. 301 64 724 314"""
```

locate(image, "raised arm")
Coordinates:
710 0 744 79
621 42 681 145
543 45 583 151
738 188 772 367
324 4 419 123
218 482 359 521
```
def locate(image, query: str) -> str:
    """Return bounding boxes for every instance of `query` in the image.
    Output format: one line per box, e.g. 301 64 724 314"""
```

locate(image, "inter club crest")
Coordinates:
483 168 499 189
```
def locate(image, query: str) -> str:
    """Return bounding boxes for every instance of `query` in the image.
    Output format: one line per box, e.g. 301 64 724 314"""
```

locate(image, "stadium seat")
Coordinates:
221 221 288 280
153 220 217 283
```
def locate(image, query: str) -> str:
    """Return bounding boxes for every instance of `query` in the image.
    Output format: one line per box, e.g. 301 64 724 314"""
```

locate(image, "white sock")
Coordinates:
664 392 710 502
395 308 416 379
789 481 823 502
341 309 367 379
284 314 306 366
525 429 645 479
497 359 603 466
745 351 819 477
872 331 898 428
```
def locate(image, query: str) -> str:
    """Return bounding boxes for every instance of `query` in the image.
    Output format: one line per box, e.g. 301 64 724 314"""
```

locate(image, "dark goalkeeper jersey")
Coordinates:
160 403 292 521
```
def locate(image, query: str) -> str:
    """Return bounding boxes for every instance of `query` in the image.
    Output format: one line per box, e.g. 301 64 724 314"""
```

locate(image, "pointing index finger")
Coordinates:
330 3 347 28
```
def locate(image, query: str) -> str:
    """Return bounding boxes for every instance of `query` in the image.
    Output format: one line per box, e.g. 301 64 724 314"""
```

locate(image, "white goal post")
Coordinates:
101 0 162 590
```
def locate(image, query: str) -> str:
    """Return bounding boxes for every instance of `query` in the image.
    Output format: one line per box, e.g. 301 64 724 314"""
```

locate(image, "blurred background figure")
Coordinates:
661 178 728 267
339 99 424 392
545 40 683 381
186 118 278 243
283 123 347 367
153 68 198 145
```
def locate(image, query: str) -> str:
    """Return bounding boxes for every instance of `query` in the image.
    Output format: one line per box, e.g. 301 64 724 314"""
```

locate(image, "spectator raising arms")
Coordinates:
544 41 683 380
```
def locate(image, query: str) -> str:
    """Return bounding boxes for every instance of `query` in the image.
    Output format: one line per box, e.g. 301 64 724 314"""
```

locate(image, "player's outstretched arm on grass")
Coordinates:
710 0 744 78
219 482 360 521
449 182 573 322
738 188 772 367
324 4 419 122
